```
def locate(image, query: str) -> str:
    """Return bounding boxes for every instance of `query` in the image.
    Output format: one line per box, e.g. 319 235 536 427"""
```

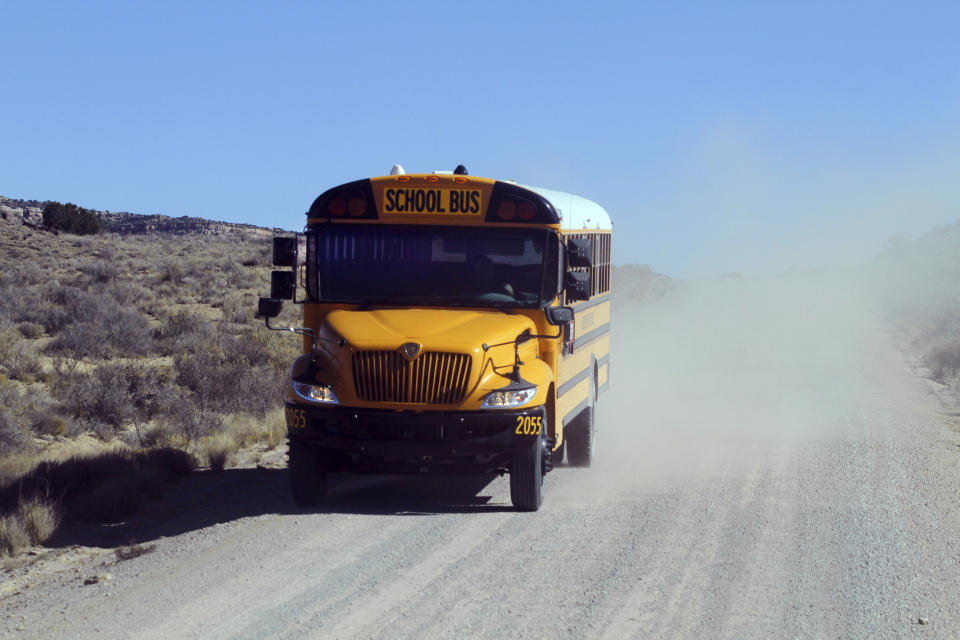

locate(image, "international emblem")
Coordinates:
400 342 421 361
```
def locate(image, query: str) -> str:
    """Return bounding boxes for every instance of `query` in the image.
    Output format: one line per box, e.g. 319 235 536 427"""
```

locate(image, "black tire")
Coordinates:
510 435 545 512
288 437 328 507
566 381 596 467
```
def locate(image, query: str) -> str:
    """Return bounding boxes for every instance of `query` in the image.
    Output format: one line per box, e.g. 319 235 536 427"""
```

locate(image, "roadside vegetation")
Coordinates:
871 222 960 393
0 215 299 556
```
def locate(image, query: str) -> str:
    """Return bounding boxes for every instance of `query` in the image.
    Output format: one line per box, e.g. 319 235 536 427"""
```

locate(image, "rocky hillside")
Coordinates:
0 195 285 237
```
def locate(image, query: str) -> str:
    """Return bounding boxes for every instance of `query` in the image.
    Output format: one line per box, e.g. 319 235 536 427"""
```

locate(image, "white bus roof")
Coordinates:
520 184 612 231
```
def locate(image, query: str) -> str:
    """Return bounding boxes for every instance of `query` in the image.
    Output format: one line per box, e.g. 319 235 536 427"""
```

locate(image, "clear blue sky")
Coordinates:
3 1 959 277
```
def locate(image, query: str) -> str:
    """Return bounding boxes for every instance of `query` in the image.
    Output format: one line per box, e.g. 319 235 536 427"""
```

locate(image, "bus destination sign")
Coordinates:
382 188 482 216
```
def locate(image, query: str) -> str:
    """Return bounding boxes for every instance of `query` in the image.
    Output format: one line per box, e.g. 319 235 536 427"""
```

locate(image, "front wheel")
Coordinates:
510 435 545 512
288 437 328 507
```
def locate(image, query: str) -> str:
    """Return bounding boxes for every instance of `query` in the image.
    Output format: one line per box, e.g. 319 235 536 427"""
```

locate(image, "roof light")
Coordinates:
389 164 405 175
498 201 516 220
348 196 367 217
328 196 346 217
517 201 536 220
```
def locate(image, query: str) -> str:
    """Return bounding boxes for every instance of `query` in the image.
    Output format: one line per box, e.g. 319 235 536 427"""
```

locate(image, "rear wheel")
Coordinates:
288 437 328 507
566 380 596 467
553 439 566 466
510 434 546 512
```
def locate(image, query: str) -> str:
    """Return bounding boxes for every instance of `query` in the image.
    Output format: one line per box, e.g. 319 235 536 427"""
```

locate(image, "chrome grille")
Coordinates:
352 351 472 404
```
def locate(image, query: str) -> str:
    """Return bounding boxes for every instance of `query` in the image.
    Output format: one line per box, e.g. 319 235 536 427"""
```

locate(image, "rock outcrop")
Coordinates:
0 195 284 237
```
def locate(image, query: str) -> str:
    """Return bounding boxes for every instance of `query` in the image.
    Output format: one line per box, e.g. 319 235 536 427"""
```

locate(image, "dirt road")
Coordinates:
4 275 960 639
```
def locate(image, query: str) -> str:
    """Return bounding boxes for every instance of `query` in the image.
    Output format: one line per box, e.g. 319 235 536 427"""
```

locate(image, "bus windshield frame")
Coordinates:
306 224 560 309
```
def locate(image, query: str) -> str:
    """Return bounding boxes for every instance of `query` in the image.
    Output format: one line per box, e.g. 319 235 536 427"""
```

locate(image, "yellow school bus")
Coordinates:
259 165 611 511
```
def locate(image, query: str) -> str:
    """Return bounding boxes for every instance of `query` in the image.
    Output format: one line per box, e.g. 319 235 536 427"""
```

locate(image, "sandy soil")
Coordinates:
3 273 960 639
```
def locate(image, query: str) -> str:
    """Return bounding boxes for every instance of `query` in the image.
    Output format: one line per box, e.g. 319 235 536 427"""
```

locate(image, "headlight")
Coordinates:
481 385 537 408
293 381 339 404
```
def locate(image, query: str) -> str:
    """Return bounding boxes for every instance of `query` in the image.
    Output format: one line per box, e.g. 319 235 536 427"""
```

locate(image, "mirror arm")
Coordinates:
263 318 344 347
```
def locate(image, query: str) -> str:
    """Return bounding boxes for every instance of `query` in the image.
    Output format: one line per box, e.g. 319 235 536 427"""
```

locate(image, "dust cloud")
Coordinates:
588 267 891 493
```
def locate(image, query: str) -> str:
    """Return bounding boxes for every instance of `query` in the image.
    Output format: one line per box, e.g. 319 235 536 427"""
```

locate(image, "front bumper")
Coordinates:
285 403 546 473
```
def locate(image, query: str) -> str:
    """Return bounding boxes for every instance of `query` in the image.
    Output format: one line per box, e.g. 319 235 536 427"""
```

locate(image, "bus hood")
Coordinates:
324 308 537 355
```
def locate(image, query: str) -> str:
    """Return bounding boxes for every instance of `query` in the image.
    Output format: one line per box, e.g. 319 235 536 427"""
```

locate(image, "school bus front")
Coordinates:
259 170 607 512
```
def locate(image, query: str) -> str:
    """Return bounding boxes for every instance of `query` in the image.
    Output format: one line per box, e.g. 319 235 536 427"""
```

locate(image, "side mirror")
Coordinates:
258 297 283 319
564 271 590 302
271 270 296 300
273 236 297 267
545 306 573 326
547 306 576 355
566 237 593 269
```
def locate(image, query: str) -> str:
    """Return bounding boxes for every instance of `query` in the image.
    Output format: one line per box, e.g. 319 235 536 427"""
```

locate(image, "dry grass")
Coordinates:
0 221 299 460
0 208 297 553
0 447 197 538
0 514 32 557
198 434 239 472
17 496 59 543
0 496 59 557
226 409 287 451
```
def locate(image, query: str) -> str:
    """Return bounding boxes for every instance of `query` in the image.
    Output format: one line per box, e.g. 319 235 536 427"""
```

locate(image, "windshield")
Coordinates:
307 225 557 307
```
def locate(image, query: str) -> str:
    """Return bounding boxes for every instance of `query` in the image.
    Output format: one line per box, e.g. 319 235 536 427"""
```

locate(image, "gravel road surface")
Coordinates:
3 275 960 639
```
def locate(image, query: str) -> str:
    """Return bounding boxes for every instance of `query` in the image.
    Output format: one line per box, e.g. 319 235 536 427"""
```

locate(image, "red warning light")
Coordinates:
517 201 536 220
498 201 517 220
328 196 347 217
348 196 366 217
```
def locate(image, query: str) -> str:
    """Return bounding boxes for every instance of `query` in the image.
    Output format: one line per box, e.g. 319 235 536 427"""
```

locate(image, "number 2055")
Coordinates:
515 415 542 435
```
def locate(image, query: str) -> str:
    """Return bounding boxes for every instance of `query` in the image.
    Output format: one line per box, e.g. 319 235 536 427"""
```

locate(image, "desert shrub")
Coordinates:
199 434 238 471
160 395 223 444
0 515 31 557
42 201 99 235
226 409 286 450
159 260 186 285
0 408 27 456
0 324 18 363
2 288 48 327
221 294 249 325
16 322 44 339
70 235 96 250
105 281 154 309
37 285 101 333
173 329 284 417
17 496 59 544
0 448 196 523
157 310 215 354
47 306 152 359
11 262 45 287
926 341 960 381
55 362 172 432
126 422 174 449
0 326 44 382
28 404 70 437
141 447 196 477
79 259 120 283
